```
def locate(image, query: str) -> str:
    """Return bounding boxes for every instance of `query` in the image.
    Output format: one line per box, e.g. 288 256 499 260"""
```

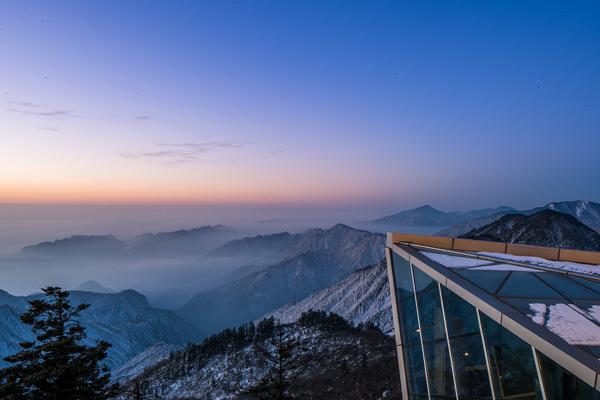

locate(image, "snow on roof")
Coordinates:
422 252 493 268
478 252 600 277
528 303 600 347
470 263 541 272
421 249 600 277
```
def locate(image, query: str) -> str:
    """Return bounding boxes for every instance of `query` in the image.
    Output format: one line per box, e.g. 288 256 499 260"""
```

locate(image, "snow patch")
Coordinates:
471 263 541 272
422 252 492 268
479 252 600 277
528 303 600 345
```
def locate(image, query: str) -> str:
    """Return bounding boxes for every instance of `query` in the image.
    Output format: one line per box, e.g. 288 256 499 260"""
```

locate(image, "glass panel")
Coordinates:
497 272 563 298
455 269 510 293
570 276 600 295
392 253 429 398
422 251 493 269
404 343 430 399
413 266 456 399
538 351 599 399
393 253 421 345
502 298 563 316
480 314 544 399
442 287 493 399
535 273 599 300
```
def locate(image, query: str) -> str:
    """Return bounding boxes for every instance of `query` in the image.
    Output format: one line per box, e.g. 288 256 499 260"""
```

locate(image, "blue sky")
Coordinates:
0 0 599 211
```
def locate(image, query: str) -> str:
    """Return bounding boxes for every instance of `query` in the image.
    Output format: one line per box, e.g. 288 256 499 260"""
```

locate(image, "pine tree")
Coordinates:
244 324 306 400
0 287 118 400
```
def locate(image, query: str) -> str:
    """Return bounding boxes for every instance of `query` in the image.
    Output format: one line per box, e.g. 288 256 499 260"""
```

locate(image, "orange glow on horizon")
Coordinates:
0 180 389 207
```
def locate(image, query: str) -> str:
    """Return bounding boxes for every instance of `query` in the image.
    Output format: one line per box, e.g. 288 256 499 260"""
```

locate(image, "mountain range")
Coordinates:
461 209 600 251
372 200 600 238
264 208 600 345
129 225 235 256
372 205 515 226
4 201 600 398
177 224 385 335
0 289 200 370
21 235 127 257
19 225 236 258
440 200 600 237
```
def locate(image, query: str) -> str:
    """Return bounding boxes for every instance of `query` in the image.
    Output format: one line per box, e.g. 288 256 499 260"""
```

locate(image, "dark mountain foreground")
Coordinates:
532 200 600 232
117 311 401 400
461 209 600 251
439 200 600 237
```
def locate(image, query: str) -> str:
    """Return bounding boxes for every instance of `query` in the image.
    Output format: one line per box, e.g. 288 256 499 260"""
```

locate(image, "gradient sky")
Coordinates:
1 0 599 211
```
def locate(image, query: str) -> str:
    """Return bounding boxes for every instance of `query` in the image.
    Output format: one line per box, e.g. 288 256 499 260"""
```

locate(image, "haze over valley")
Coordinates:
1 1 599 397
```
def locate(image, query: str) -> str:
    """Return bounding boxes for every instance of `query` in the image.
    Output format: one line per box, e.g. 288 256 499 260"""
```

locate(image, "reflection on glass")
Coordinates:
480 314 543 399
405 343 429 399
538 351 599 399
570 276 600 295
497 272 563 298
413 266 456 399
393 253 420 345
442 287 493 399
455 269 510 293
392 253 428 397
535 273 599 300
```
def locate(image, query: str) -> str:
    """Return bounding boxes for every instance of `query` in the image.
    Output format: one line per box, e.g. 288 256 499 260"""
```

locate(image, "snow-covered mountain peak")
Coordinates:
266 260 393 335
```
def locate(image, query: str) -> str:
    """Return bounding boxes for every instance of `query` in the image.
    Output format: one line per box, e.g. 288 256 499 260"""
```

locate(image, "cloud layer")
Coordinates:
7 101 84 119
120 142 253 165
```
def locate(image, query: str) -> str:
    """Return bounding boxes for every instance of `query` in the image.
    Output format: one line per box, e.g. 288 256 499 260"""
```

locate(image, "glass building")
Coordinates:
385 233 600 400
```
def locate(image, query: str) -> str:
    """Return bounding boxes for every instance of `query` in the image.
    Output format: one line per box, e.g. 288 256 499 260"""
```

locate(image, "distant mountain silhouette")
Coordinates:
461 210 600 251
19 225 236 258
372 205 514 226
74 280 115 294
21 235 126 257
209 231 298 265
130 225 236 255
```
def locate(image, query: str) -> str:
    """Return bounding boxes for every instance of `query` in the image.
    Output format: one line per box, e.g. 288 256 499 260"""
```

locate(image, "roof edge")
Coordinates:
387 232 600 265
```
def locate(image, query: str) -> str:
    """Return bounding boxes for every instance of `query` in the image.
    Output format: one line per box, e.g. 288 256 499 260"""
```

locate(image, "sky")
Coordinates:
1 0 599 213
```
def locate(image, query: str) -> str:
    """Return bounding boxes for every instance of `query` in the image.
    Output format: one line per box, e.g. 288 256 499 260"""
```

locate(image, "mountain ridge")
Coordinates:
18 225 235 258
177 224 385 335
0 288 201 370
372 205 515 226
266 260 393 335
461 209 600 251
439 200 600 237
